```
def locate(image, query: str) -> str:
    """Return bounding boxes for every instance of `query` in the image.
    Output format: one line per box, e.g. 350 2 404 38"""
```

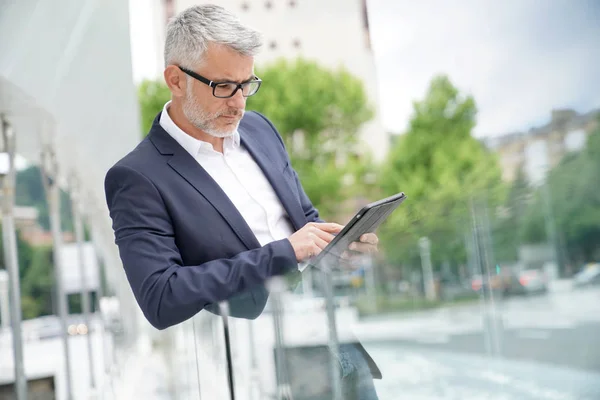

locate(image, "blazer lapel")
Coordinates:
240 127 306 231
149 123 261 250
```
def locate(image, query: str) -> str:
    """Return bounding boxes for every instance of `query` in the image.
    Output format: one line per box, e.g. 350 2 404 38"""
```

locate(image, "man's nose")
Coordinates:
227 88 246 109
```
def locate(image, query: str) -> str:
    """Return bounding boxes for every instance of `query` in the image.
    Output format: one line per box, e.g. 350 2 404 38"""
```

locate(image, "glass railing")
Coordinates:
164 190 600 400
4 188 600 399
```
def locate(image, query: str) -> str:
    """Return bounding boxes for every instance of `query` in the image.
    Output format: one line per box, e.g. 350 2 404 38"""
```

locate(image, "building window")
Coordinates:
265 1 273 9
269 41 277 50
292 39 301 49
241 2 250 11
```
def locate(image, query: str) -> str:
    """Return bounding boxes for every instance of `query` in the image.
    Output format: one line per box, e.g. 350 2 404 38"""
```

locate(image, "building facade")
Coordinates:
484 108 599 185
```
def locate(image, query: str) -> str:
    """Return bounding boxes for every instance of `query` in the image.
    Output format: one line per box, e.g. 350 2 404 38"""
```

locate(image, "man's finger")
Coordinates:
313 222 344 233
348 241 377 254
310 226 336 243
309 232 329 250
360 233 379 245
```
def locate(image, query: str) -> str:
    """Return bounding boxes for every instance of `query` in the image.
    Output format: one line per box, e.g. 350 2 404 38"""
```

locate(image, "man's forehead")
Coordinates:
204 42 253 63
199 44 255 81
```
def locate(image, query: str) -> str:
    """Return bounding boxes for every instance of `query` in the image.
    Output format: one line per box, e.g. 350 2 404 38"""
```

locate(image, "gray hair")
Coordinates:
164 4 263 68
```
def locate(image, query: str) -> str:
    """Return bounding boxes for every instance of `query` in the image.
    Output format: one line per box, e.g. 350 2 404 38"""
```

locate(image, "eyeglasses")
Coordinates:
178 66 262 98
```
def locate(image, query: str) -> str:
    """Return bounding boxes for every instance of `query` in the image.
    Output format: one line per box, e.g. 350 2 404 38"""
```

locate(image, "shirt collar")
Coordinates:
159 101 240 156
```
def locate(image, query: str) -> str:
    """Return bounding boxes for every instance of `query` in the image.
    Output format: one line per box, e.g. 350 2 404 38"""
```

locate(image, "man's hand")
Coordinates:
288 222 344 262
342 233 379 259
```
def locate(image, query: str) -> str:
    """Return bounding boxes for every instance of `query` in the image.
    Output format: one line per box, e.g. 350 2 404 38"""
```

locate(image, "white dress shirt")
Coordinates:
159 102 295 252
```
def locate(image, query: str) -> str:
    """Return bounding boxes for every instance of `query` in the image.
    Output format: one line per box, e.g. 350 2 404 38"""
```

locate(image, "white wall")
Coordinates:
0 2 146 395
0 0 141 200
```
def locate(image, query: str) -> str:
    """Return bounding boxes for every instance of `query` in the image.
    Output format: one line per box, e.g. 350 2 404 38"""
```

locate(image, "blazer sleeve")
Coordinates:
104 164 298 329
252 111 324 223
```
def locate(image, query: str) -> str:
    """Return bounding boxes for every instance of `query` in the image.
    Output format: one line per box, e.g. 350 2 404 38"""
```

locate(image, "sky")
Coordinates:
129 0 600 138
366 0 600 137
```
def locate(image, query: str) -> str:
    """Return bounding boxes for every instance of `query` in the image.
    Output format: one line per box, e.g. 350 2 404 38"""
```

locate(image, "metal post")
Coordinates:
218 301 237 400
41 147 74 400
320 263 342 400
86 216 113 381
247 319 263 400
0 116 28 400
0 270 9 330
70 177 96 391
301 266 313 297
540 179 560 273
418 237 436 301
470 198 503 358
364 255 377 305
267 277 294 400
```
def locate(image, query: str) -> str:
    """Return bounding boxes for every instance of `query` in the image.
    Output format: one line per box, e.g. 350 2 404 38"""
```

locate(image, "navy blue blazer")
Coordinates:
105 110 382 379
104 111 319 329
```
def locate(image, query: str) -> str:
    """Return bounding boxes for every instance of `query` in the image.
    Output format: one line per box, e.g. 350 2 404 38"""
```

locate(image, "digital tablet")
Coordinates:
308 192 407 268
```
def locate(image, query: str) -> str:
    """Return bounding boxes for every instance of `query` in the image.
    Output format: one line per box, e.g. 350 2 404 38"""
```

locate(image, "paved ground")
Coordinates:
369 344 600 400
376 320 600 372
359 285 600 400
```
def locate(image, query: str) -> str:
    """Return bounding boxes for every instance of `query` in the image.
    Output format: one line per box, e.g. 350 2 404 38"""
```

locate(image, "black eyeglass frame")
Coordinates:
178 66 262 98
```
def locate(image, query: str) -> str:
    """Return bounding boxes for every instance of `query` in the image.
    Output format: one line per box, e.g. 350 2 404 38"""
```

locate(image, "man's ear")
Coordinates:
164 65 186 98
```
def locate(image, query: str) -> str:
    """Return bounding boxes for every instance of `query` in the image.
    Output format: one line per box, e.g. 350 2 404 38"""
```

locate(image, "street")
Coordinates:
369 343 600 400
382 320 600 373
358 284 600 399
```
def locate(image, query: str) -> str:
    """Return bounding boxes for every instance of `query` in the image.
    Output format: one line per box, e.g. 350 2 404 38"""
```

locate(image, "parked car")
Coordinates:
503 267 548 296
573 263 600 288
471 265 548 297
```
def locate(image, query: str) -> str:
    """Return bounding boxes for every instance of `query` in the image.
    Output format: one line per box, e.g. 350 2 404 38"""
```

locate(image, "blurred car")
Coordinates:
503 267 548 296
573 263 600 288
471 265 548 297
471 273 505 296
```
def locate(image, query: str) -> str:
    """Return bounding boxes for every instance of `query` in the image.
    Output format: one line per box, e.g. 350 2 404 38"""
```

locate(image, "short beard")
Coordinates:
182 87 243 138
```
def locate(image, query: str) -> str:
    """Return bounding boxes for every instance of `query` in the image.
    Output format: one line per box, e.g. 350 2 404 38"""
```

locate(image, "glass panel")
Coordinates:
219 184 600 400
191 311 232 399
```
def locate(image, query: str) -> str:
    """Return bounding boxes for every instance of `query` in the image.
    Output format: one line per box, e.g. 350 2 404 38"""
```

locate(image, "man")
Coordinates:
104 4 380 399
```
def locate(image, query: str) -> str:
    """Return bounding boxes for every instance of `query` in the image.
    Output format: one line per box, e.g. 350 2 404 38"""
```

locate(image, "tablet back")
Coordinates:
309 192 407 268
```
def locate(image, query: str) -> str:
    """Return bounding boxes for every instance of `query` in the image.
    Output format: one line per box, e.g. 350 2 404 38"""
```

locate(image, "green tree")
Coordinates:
492 167 532 263
20 246 55 318
16 166 73 232
138 79 171 136
379 75 504 272
521 118 600 266
247 58 375 219
0 228 55 319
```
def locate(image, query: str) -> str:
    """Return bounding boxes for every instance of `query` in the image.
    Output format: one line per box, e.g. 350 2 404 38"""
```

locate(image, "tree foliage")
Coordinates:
378 75 505 270
520 118 600 265
0 229 55 321
490 167 531 263
138 78 171 136
16 166 72 232
247 58 375 218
